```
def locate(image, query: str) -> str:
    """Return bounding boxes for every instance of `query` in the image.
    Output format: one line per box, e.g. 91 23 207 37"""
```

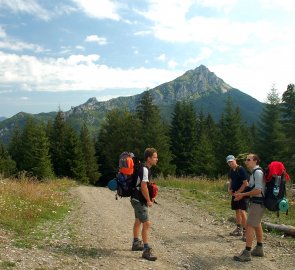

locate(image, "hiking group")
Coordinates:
109 148 290 263
227 154 290 262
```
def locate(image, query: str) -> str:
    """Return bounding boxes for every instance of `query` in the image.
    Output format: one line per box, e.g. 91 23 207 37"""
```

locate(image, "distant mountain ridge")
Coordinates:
0 117 7 122
0 65 264 144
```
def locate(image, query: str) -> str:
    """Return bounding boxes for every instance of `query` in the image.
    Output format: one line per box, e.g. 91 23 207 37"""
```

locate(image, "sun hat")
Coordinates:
226 155 235 163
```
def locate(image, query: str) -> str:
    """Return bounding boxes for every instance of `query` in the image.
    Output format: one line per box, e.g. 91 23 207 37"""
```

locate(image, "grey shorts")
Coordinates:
131 198 149 223
247 202 265 227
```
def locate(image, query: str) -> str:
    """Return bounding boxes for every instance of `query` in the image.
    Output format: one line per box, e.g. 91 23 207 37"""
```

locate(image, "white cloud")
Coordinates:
75 45 85 50
0 51 181 92
197 0 237 12
210 43 295 102
156 53 166 61
85 35 108 45
20 96 29 100
72 0 120 20
260 0 295 11
134 30 152 36
140 0 288 47
184 47 212 66
0 0 51 21
168 60 178 69
0 26 45 52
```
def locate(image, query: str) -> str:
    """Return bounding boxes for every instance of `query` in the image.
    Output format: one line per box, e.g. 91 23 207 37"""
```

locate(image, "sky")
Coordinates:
0 0 295 118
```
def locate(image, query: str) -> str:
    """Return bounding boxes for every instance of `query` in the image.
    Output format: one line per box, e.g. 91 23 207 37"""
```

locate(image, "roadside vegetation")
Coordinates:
0 174 76 247
157 176 295 230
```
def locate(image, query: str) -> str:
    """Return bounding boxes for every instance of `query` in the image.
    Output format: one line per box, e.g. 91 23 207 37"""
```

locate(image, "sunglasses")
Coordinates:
246 158 252 161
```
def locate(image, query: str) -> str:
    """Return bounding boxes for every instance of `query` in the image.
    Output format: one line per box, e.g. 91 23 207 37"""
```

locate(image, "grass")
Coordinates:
156 176 295 227
0 175 77 237
0 261 16 269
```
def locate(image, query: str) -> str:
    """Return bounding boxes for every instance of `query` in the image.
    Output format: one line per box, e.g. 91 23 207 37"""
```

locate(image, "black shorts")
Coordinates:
231 196 248 210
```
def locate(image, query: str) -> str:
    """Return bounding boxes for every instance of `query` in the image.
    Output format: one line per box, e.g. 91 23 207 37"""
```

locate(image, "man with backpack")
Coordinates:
226 155 249 241
233 153 265 262
130 148 158 261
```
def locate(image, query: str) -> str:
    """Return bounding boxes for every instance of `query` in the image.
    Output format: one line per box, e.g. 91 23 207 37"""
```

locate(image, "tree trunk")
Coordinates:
263 222 295 236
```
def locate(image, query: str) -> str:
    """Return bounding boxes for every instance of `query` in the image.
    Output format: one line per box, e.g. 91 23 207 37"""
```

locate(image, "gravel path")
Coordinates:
0 186 294 269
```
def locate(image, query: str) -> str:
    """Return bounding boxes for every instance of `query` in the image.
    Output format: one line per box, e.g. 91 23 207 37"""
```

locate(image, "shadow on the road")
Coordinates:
43 243 117 258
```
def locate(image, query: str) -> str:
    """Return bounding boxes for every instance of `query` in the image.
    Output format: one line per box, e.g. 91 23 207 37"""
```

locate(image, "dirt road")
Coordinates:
0 186 294 269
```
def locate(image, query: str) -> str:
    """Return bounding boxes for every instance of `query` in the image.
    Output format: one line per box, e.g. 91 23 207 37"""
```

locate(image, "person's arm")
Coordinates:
141 181 152 207
228 179 233 195
236 179 248 193
234 170 263 200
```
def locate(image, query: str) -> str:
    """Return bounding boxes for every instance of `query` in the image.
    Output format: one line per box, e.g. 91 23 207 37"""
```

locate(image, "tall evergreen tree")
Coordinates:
96 109 143 184
195 131 216 177
64 125 88 182
80 124 100 185
257 87 286 166
49 110 67 177
136 91 175 176
170 102 198 176
282 83 295 178
19 118 53 178
0 142 16 177
218 96 249 172
195 113 220 177
8 124 23 170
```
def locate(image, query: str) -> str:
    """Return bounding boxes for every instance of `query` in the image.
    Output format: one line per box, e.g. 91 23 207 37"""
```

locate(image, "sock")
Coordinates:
133 238 139 243
144 243 150 250
257 242 263 247
246 246 251 251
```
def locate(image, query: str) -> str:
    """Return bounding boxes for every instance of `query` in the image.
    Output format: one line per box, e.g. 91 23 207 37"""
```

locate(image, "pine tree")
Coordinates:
218 96 249 172
49 110 67 177
8 124 23 170
195 131 216 177
0 142 16 177
64 125 88 182
19 118 53 178
96 109 143 184
282 83 295 177
196 113 220 177
80 124 100 185
136 91 175 176
170 102 198 176
257 87 286 167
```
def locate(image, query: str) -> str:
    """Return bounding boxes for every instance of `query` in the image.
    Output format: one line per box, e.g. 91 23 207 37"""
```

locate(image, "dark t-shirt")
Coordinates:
229 166 248 192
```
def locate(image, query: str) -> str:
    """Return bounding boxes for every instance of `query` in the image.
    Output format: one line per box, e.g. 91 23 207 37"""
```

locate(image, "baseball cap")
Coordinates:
226 155 235 163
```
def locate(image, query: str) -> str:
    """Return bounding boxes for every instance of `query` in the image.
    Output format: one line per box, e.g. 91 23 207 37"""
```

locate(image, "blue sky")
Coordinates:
0 0 295 117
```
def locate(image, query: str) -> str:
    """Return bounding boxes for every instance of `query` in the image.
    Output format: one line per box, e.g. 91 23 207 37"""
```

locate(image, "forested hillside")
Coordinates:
0 65 263 145
1 84 294 184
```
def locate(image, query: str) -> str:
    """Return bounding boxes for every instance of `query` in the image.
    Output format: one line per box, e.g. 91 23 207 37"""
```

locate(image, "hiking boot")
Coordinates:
251 245 264 257
230 226 242 236
233 249 252 262
132 240 144 251
241 229 246 242
142 247 157 261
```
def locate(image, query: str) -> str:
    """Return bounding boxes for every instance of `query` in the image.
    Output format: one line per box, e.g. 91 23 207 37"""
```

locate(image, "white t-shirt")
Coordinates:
249 165 265 197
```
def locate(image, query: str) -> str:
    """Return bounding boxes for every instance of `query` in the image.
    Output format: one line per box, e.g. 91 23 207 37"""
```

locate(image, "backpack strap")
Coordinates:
252 167 264 197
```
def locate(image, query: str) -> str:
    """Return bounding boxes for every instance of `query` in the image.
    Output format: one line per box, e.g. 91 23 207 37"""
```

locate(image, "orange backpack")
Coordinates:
119 152 134 176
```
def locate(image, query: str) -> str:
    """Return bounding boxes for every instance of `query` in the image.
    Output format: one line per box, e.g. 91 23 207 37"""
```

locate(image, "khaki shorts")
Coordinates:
131 198 149 223
247 202 265 227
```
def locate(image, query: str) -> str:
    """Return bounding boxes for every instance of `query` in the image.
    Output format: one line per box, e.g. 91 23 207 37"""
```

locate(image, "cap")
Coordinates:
226 155 235 163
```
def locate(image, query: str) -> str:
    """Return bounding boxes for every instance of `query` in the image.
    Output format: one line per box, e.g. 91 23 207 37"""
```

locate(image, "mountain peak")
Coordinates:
150 64 232 105
85 97 98 105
